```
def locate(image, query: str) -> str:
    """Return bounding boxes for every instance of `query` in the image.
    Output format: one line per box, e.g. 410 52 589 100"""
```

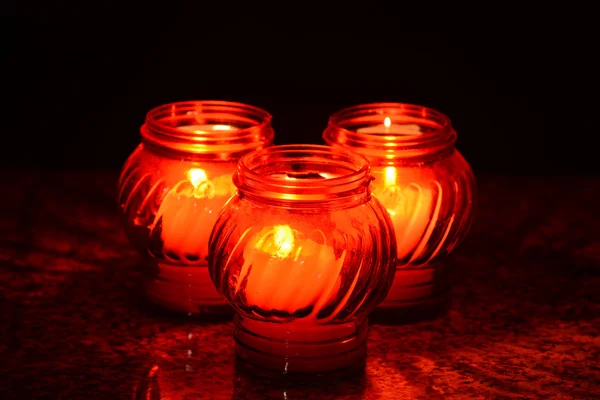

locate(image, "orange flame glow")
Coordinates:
270 225 295 258
384 166 397 188
187 168 208 189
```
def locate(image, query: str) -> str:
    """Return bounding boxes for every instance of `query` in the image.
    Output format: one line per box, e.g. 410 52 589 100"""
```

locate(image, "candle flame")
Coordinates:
272 225 295 258
187 168 208 189
384 117 391 128
251 224 297 259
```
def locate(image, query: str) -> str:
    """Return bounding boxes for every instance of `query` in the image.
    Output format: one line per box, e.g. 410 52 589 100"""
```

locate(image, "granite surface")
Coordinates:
1 170 599 399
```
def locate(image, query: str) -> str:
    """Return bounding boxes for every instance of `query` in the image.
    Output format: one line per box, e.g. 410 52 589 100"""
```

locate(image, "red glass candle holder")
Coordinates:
208 145 397 376
117 101 274 313
323 103 476 317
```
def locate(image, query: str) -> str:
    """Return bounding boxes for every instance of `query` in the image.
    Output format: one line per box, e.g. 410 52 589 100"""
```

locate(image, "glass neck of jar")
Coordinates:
323 103 457 166
141 101 274 161
233 145 373 210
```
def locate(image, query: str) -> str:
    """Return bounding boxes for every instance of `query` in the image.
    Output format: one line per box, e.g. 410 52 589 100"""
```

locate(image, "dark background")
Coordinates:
3 10 597 175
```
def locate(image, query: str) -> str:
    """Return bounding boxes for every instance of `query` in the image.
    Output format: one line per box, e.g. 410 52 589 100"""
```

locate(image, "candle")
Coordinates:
353 114 433 259
323 102 476 315
235 224 345 317
373 167 435 260
207 144 399 374
118 100 276 313
356 116 421 135
178 124 237 134
151 168 235 263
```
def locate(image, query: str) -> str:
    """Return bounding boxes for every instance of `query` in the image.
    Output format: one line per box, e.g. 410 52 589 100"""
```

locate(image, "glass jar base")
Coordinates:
144 263 230 314
234 315 367 376
375 263 450 322
372 290 450 323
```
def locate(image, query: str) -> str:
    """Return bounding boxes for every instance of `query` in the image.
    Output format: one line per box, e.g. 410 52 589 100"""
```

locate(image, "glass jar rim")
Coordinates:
141 100 274 158
323 102 457 163
234 144 372 207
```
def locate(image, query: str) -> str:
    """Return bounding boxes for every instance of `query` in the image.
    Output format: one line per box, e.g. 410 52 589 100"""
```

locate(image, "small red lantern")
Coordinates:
208 145 397 375
118 101 274 313
324 103 476 316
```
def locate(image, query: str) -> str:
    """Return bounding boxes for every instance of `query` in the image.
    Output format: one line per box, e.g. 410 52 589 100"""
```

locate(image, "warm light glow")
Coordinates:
374 169 437 260
187 168 208 189
384 166 397 188
149 167 235 265
272 225 295 258
252 224 296 259
235 225 345 316
188 124 235 134
212 124 233 131
356 117 422 136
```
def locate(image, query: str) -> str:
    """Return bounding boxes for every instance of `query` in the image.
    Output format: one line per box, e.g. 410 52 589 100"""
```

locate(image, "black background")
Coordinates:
3 9 597 175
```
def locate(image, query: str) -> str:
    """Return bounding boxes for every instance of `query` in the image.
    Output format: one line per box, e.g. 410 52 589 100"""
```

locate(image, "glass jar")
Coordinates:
323 103 476 318
118 101 274 313
208 145 397 376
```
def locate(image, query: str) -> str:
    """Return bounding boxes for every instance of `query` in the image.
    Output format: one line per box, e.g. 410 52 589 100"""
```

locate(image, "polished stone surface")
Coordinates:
1 171 599 399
